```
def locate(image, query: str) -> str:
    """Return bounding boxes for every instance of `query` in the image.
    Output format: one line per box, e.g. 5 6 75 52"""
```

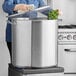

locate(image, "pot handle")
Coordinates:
57 19 63 25
58 19 62 21
7 20 16 25
65 48 76 52
7 20 13 24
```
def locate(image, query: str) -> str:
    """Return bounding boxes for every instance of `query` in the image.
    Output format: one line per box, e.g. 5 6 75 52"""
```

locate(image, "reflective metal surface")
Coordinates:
31 20 58 68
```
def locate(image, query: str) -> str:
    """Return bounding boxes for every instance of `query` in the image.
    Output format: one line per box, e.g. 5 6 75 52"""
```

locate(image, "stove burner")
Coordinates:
58 24 76 29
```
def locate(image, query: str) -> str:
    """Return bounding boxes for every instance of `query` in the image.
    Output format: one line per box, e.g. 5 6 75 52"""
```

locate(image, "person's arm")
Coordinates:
2 0 16 14
2 0 30 14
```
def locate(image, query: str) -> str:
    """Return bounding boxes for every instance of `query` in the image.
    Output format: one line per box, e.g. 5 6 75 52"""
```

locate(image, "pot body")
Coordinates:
31 20 58 68
12 18 31 68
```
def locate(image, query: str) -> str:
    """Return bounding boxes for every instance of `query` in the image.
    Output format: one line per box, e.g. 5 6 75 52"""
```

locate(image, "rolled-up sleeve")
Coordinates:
2 0 16 14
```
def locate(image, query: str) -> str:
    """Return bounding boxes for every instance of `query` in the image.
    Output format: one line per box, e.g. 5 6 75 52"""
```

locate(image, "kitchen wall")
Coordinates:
51 0 76 25
0 0 10 76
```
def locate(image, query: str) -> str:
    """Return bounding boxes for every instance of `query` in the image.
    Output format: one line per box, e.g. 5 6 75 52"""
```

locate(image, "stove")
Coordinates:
58 25 76 74
58 25 76 44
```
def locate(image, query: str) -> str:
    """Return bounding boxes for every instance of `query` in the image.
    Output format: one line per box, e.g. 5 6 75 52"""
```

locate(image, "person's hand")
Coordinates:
57 9 63 15
14 4 30 12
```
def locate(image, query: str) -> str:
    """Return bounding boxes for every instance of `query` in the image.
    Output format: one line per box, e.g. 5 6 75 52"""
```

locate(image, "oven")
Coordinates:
58 25 76 74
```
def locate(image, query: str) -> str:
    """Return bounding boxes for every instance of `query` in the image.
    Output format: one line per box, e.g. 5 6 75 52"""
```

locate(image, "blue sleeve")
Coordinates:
38 0 46 7
2 0 16 14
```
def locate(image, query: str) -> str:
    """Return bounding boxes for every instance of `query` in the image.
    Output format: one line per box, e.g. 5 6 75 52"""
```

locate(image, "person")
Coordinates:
2 0 52 62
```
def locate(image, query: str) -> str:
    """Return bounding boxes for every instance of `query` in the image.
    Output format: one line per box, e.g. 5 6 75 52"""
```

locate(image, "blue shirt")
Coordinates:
2 0 51 42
